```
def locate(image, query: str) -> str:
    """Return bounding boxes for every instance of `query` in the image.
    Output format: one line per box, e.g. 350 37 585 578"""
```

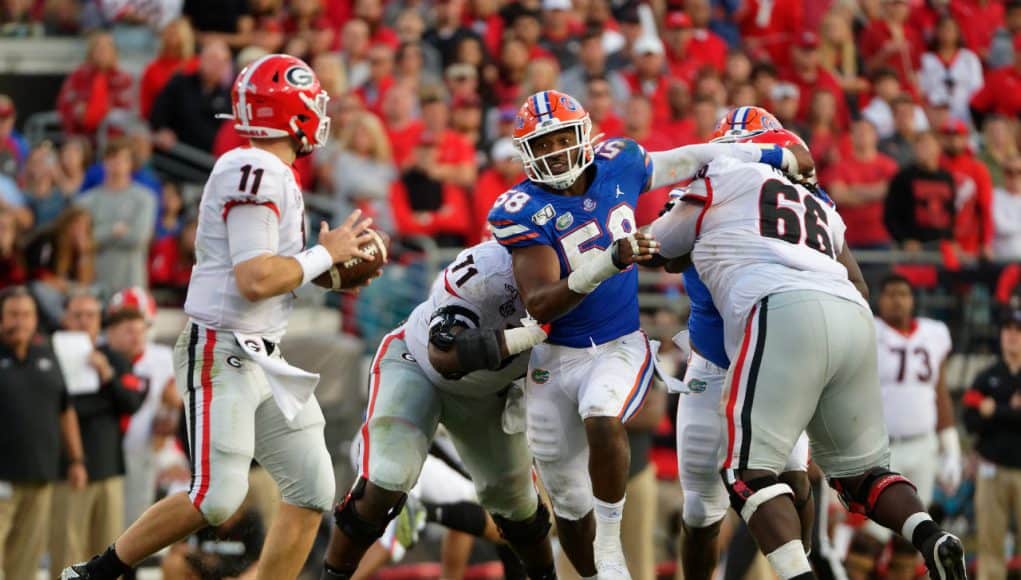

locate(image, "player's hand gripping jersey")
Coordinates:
184 147 307 342
403 241 530 396
654 157 867 357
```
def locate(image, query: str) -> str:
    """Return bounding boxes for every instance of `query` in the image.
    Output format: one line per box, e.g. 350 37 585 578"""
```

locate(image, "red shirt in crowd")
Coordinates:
950 0 1004 58
780 65 850 129
943 151 994 255
149 236 193 291
971 67 1021 119
139 56 199 120
390 179 473 242
592 113 625 140
474 168 524 238
827 151 899 247
685 29 728 73
734 0 803 69
858 20 924 88
56 63 135 135
355 75 395 118
622 72 674 127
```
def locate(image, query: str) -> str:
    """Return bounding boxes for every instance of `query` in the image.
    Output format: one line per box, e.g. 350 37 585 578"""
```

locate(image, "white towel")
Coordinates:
234 332 320 422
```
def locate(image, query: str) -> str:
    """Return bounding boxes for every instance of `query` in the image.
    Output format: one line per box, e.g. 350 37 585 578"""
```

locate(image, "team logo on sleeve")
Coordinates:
555 212 574 231
531 204 556 226
531 368 551 384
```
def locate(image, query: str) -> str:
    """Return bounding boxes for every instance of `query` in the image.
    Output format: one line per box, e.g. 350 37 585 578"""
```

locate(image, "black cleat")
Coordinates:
922 532 967 580
60 558 97 579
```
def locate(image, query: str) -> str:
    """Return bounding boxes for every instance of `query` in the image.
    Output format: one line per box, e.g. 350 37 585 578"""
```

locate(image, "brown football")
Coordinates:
313 229 390 291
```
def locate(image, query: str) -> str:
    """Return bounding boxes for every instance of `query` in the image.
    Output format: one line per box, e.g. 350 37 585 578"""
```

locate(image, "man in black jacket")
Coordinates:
149 40 233 153
883 130 957 251
962 306 1021 580
49 290 145 575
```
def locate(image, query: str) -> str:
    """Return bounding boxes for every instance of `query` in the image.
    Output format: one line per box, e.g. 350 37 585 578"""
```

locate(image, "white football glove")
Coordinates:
937 427 963 493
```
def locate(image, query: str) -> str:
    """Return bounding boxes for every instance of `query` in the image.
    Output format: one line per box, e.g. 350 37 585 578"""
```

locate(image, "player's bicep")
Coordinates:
226 203 280 265
649 199 702 259
511 245 562 301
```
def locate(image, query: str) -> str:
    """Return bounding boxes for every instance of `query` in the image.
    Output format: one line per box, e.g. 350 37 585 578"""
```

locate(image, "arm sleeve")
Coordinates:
226 203 280 264
647 143 780 190
104 348 146 415
649 192 704 259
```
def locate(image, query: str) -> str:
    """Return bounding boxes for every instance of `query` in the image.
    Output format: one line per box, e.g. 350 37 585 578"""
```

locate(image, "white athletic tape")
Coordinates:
739 482 794 522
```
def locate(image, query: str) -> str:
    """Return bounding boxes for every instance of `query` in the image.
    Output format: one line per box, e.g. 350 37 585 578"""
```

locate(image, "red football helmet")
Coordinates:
711 106 783 142
513 90 594 190
107 286 157 324
726 127 808 150
220 54 330 155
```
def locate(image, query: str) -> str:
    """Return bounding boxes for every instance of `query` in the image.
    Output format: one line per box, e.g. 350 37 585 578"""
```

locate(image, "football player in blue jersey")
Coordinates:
487 92 810 579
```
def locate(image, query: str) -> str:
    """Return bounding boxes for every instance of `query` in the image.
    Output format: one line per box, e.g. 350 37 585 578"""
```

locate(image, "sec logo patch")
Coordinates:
531 368 550 384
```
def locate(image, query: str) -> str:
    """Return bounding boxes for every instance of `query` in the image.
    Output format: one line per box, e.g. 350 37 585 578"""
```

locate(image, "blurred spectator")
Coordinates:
356 43 396 115
782 31 848 130
734 0 802 68
453 36 496 103
0 0 45 36
76 138 156 295
0 162 30 230
21 142 68 227
663 82 696 144
56 32 134 137
396 41 440 92
992 156 1021 260
394 9 442 74
283 0 335 59
970 36 1021 125
355 0 398 48
949 0 1004 62
139 18 198 120
878 93 922 167
962 308 1021 580
522 57 561 97
57 137 90 196
682 0 728 74
313 53 347 98
818 7 867 97
103 298 182 527
828 120 899 249
539 0 580 69
474 138 523 236
750 61 779 109
155 181 184 240
624 36 672 125
804 89 841 174
316 111 397 234
39 0 81 36
23 207 94 327
941 118 993 259
416 85 477 188
859 0 922 90
689 95 721 144
161 493 264 580
0 286 86 580
182 0 252 49
863 69 929 140
661 12 700 86
390 133 472 247
149 217 196 301
978 116 1018 189
150 39 233 153
0 207 26 287
508 6 551 62
494 36 529 106
340 18 372 88
50 290 143 573
81 125 161 195
451 94 484 150
445 62 480 104
585 77 625 139
559 28 629 105
0 94 27 178
987 0 1021 69
884 131 957 250
424 0 478 69
724 51 753 93
381 83 423 168
770 83 804 133
918 16 984 128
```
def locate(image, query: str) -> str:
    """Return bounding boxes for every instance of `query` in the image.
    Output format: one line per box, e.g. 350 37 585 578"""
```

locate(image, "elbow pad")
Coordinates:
428 306 481 351
454 328 504 373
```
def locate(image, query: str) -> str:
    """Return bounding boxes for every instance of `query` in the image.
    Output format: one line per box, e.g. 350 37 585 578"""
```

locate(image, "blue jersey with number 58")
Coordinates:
487 138 654 347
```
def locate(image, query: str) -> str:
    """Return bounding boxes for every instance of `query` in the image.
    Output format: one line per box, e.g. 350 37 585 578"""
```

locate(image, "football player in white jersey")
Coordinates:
650 127 967 580
845 274 962 580
103 288 184 527
63 54 377 580
319 241 556 580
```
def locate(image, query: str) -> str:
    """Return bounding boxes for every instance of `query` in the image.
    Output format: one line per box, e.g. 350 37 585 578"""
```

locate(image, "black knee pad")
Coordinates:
830 467 915 518
492 499 552 545
724 472 794 522
333 477 407 542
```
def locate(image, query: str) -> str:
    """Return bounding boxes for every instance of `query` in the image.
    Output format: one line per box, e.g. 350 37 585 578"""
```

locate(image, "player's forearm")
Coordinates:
647 143 788 190
233 254 306 301
935 366 955 430
522 280 587 324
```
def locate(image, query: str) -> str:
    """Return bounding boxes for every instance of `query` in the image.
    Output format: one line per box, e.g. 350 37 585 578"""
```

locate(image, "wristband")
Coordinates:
503 325 548 356
758 144 783 169
938 427 960 459
567 247 621 294
294 245 333 286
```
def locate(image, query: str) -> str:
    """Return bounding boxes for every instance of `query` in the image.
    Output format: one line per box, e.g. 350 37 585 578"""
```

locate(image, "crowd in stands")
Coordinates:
2 0 1021 578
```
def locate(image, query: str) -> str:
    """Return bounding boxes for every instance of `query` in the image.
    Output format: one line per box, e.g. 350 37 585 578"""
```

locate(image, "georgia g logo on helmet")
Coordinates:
284 66 315 88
